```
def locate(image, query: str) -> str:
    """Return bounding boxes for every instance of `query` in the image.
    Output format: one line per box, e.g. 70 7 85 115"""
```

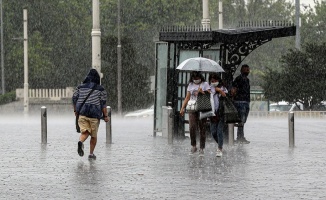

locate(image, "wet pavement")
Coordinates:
0 113 326 200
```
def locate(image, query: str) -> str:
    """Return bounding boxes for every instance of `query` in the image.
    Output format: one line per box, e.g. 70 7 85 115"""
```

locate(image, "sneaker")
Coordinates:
77 141 84 157
199 149 204 157
88 154 96 160
241 138 250 144
236 138 250 144
190 146 197 155
216 148 223 157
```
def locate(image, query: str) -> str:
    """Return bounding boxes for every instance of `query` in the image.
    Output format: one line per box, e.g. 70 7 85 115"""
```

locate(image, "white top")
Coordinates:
210 85 228 112
187 82 210 100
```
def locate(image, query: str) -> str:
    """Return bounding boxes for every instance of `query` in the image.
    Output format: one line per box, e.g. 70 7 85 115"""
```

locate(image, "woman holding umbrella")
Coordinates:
180 71 211 156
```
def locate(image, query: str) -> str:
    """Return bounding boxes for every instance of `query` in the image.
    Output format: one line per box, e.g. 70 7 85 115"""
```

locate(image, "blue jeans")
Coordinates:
234 102 250 139
210 115 224 149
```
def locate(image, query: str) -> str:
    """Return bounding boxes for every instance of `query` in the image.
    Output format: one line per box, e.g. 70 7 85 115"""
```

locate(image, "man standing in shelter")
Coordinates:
231 64 251 144
72 69 109 160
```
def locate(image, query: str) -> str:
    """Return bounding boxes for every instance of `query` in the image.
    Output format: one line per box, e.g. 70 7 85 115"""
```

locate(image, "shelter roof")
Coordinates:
159 22 296 44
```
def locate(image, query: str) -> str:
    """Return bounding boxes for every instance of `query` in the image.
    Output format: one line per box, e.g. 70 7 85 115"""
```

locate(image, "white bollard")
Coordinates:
228 123 234 145
288 112 295 148
106 106 112 144
41 106 47 144
162 106 174 144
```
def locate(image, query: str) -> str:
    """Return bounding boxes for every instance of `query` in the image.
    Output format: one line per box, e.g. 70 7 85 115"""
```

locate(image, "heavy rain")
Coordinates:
0 0 326 199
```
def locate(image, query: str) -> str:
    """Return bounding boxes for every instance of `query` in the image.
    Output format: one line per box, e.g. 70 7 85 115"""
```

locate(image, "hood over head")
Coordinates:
83 69 100 84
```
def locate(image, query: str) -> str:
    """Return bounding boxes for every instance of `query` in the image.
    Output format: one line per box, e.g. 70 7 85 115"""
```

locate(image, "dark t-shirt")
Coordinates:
232 74 250 102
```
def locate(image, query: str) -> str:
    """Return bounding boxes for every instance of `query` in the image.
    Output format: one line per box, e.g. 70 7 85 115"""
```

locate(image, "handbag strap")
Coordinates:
77 84 97 113
196 83 202 94
190 83 202 100
198 82 202 90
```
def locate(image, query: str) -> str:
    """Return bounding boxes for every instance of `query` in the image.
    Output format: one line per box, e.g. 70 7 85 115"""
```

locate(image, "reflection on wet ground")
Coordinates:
0 115 325 199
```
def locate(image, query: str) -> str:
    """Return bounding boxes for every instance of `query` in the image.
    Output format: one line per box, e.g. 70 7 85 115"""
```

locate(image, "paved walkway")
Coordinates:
0 113 325 200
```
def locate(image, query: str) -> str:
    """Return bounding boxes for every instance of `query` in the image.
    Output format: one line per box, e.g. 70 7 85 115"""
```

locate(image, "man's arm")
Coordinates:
100 89 109 122
102 107 109 122
231 76 239 98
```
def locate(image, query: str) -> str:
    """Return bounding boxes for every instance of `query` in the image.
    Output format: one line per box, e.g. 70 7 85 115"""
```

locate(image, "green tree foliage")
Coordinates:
28 31 55 88
3 0 92 90
301 1 326 44
2 0 325 112
0 91 16 105
116 0 203 73
1 0 204 111
101 35 153 111
262 43 326 110
210 0 294 29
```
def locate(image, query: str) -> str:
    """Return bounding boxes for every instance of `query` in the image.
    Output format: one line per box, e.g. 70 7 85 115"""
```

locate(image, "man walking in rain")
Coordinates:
231 64 251 144
72 69 109 160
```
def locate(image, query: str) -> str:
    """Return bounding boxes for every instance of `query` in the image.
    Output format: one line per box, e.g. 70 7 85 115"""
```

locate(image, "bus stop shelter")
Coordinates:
154 21 296 138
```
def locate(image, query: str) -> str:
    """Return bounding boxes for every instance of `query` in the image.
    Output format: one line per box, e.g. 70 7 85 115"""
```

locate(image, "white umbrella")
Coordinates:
176 57 224 72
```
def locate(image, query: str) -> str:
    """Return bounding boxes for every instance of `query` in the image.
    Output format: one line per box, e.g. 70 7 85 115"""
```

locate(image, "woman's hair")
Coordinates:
208 72 221 83
189 71 205 83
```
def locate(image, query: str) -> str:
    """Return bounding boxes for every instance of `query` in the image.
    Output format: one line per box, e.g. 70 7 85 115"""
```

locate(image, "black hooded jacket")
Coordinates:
72 69 107 119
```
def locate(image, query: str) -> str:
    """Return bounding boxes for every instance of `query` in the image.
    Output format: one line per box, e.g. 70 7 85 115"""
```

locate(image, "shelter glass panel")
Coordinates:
154 42 168 132
202 49 220 63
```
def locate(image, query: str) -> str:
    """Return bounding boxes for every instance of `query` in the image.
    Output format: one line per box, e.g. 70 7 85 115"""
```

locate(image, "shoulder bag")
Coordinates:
220 96 242 124
196 91 212 112
199 92 215 119
186 99 197 112
75 85 96 133
186 83 202 112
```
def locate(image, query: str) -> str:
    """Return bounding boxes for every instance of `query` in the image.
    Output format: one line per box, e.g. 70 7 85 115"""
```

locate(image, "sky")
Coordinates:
294 0 319 7
289 0 321 13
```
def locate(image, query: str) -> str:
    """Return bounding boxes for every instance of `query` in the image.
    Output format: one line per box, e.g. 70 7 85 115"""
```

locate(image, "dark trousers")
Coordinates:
189 112 206 149
234 102 250 139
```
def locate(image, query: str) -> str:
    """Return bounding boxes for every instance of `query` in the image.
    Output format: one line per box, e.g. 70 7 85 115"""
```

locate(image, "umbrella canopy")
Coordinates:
176 57 224 72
